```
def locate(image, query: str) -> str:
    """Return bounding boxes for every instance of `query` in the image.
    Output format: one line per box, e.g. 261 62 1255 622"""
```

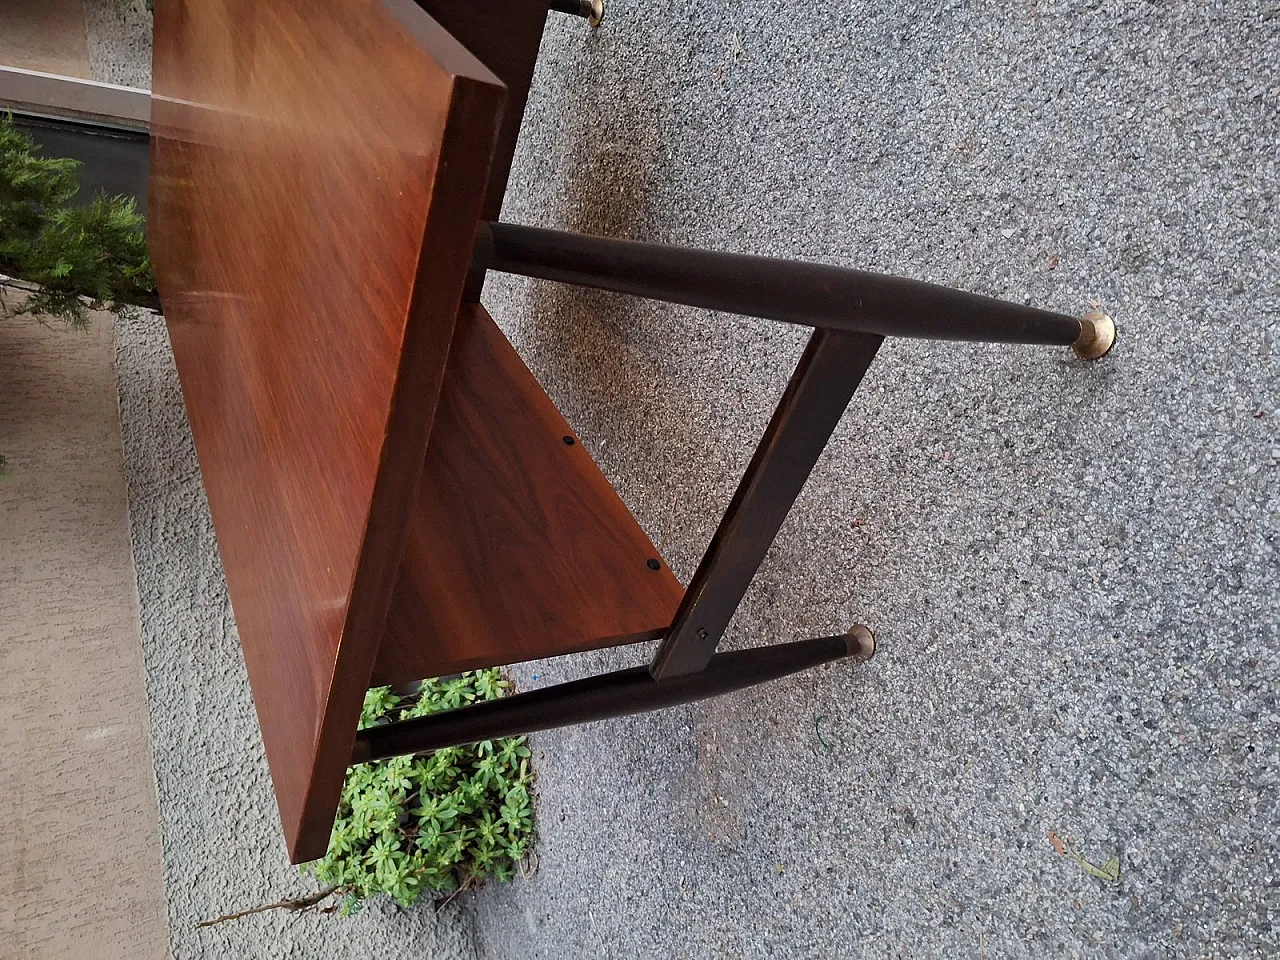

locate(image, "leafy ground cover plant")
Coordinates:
303 670 535 915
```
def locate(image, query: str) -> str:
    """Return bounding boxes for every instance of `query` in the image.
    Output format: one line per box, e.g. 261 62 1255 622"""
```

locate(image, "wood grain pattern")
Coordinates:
413 0 548 229
375 303 684 685
148 0 504 863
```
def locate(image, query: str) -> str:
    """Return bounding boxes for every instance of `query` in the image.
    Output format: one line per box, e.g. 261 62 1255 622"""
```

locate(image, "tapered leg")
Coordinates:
351 627 874 764
650 328 883 679
474 221 1107 350
547 0 603 26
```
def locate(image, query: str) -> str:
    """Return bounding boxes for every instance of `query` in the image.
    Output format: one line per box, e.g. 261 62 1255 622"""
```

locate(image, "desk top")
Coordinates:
149 0 505 862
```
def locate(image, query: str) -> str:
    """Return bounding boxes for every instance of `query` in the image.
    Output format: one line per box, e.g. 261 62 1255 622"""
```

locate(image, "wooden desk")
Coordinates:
150 0 679 863
151 0 1112 866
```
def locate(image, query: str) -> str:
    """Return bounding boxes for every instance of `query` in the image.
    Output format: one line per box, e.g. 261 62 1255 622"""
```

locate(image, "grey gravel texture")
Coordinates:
464 1 1279 957
115 313 475 960
108 0 1277 957
84 0 153 88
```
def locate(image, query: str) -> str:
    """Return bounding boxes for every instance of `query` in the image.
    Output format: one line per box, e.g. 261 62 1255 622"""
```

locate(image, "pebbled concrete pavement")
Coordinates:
465 1 1278 956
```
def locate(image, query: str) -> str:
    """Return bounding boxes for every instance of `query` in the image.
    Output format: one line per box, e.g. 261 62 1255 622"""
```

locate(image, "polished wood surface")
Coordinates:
148 0 504 863
374 303 684 685
414 0 548 231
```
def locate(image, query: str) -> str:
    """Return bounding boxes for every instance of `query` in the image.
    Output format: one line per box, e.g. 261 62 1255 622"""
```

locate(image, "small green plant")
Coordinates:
0 114 155 328
303 670 535 915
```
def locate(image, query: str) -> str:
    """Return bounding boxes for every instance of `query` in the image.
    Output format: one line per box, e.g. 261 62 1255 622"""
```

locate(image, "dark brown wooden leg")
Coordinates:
351 627 874 764
413 0 550 226
650 329 883 678
548 0 603 25
473 221 1095 347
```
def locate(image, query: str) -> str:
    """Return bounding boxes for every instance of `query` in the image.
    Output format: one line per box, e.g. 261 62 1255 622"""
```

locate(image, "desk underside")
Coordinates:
378 302 683 686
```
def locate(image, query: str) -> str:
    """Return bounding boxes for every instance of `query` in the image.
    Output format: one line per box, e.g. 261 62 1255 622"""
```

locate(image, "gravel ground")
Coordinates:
83 0 152 88
105 0 1276 957
465 1 1278 957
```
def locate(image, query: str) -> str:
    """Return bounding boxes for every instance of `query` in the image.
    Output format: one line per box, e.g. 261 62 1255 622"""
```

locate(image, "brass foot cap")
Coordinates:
587 0 604 27
844 624 876 660
1073 311 1116 360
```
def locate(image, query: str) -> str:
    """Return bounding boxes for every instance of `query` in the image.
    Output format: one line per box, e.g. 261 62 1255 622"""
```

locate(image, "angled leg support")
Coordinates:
344 223 1120 764
651 328 883 677
473 221 1115 355
473 219 1116 673
352 627 874 764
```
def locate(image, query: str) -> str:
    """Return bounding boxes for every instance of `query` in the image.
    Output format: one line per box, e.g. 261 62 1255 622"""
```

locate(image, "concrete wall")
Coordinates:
0 1 92 79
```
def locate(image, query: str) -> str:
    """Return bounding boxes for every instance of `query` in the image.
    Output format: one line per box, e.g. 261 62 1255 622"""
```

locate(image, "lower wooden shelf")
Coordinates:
373 302 683 684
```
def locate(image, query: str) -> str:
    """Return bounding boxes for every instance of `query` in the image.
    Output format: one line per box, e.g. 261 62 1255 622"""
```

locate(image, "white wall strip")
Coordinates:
0 66 149 130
